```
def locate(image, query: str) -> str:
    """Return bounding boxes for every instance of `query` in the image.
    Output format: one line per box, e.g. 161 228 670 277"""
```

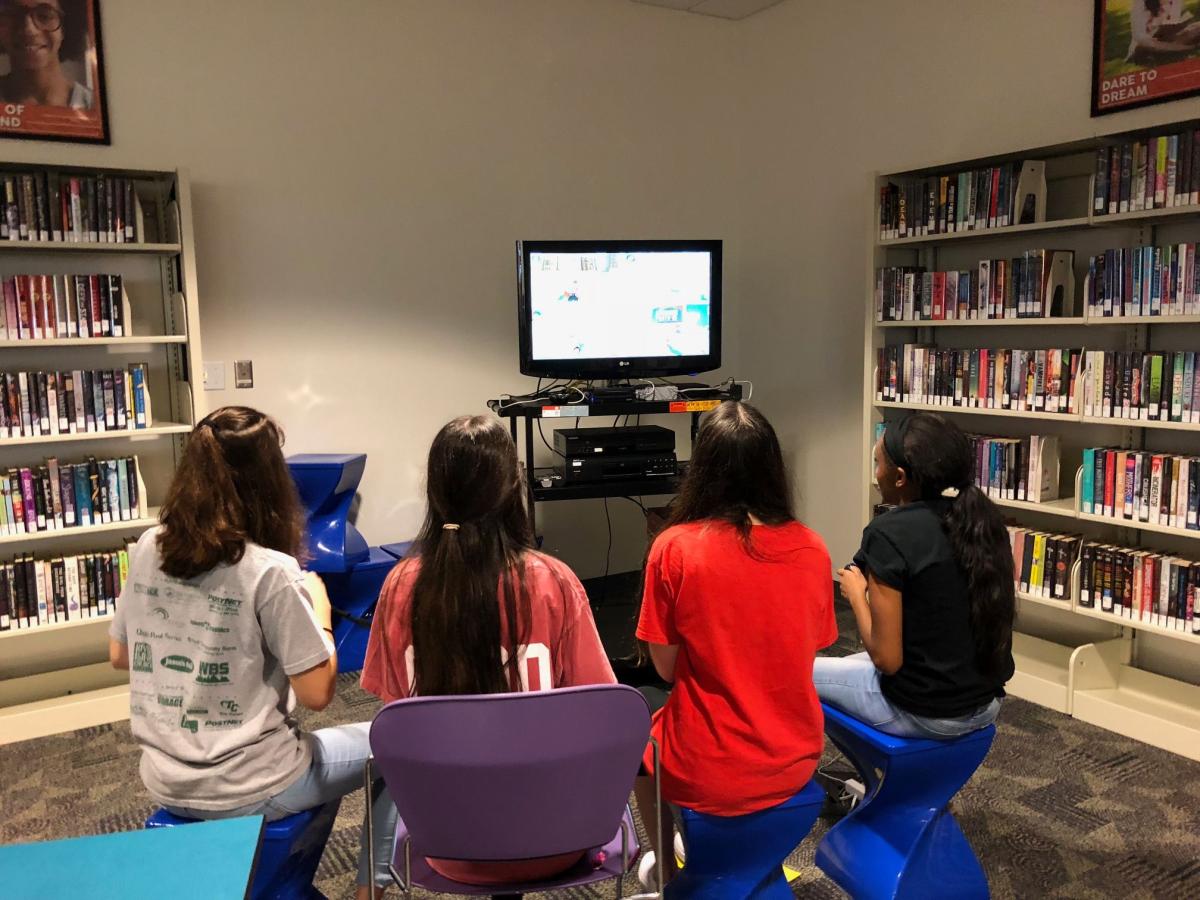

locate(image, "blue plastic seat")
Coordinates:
145 799 341 900
667 781 824 899
814 703 995 900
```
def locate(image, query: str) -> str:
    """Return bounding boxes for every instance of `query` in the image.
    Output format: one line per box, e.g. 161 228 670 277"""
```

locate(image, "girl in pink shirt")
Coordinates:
361 415 614 889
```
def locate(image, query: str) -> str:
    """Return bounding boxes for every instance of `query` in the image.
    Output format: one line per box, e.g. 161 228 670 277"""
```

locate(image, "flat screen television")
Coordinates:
516 239 722 380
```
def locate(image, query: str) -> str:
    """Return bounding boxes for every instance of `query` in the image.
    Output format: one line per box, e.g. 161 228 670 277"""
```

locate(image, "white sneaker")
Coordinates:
637 838 688 889
637 851 658 889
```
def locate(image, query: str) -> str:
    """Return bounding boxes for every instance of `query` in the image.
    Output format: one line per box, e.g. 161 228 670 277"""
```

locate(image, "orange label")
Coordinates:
668 399 721 413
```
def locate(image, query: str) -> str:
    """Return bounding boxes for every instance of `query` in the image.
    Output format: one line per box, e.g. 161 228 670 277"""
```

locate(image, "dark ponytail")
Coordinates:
889 413 1015 679
408 416 535 696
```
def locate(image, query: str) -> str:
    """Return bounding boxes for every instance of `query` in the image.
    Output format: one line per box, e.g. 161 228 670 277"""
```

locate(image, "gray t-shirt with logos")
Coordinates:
111 527 332 811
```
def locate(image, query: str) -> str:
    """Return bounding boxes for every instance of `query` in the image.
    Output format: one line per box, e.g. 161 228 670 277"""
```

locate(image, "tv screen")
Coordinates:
517 239 722 379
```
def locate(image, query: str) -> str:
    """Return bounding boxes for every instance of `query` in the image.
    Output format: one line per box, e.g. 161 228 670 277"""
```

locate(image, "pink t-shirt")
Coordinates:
361 550 615 886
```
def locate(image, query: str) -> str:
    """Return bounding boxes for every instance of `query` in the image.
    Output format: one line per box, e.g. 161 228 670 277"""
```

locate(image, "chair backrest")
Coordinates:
369 684 650 861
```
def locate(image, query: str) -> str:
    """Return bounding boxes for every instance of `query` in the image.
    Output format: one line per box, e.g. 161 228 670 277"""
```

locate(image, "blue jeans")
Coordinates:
165 723 398 888
812 653 1001 739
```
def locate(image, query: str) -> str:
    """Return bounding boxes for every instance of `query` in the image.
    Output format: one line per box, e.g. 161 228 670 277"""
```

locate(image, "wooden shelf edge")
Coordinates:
0 508 159 547
878 216 1092 247
0 336 186 348
1076 511 1200 541
1071 603 1200 645
0 423 191 447
875 315 1200 328
874 400 1074 422
0 614 113 641
876 318 1086 328
0 240 179 254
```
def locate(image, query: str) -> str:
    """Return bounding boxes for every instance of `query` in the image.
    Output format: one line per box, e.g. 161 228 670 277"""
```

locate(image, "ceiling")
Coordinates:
632 0 786 21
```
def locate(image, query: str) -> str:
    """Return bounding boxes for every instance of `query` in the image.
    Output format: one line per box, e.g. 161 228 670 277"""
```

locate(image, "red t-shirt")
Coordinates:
636 520 836 816
361 551 616 886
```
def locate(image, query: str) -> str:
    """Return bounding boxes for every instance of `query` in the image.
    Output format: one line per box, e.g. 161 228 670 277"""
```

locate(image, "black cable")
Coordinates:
598 496 613 609
536 419 563 458
615 496 647 514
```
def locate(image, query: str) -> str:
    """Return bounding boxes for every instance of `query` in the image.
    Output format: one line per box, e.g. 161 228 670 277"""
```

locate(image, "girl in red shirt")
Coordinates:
635 401 837 884
361 415 614 891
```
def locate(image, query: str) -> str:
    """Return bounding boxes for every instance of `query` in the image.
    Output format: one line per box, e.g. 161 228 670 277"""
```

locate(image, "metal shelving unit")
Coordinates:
0 165 204 745
864 120 1200 762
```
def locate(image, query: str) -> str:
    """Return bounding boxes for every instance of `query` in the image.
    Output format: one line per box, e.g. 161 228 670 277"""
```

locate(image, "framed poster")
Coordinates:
1094 1 1200 116
0 0 107 143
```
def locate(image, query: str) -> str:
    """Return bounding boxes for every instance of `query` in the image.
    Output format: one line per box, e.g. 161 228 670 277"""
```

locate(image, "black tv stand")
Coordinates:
486 385 743 504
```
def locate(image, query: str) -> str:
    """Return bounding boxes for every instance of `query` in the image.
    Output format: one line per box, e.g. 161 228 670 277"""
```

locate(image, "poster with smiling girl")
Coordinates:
0 0 107 143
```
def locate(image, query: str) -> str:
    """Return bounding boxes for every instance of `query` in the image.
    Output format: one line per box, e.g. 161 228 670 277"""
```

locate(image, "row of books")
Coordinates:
1080 448 1198 531
876 251 1075 322
1008 526 1079 601
1079 350 1200 424
0 456 144 536
0 546 130 631
1 273 131 340
0 171 144 244
878 161 1030 239
1093 130 1200 216
0 365 152 439
1079 543 1197 632
1087 244 1200 318
876 345 1080 413
970 434 1061 503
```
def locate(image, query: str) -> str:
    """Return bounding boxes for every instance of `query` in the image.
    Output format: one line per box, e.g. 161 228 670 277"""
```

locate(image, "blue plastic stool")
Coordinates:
324 545 397 672
815 703 995 900
667 781 824 899
145 799 341 900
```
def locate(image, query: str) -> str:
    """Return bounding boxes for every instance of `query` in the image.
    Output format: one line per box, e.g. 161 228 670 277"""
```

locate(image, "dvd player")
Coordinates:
555 452 678 484
553 425 675 457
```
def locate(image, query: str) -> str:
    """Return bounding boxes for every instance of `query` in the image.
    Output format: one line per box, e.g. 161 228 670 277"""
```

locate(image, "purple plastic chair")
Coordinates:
366 684 652 898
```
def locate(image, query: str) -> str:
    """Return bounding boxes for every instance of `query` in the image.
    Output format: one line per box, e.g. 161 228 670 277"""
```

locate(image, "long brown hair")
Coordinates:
157 406 304 579
666 400 795 542
409 415 535 696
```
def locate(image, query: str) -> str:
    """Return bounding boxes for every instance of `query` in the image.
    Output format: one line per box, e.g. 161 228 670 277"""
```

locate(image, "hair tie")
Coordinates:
882 415 914 472
442 523 460 531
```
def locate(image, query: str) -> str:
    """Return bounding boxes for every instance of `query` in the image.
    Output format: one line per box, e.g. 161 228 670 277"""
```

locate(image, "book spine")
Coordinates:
1095 147 1110 213
60 462 75 527
74 464 92 527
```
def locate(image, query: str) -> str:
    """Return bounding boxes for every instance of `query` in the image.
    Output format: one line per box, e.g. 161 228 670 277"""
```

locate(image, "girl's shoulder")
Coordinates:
521 550 584 589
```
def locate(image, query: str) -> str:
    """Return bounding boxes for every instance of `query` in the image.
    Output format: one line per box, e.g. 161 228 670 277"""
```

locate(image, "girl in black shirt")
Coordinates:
813 413 1014 737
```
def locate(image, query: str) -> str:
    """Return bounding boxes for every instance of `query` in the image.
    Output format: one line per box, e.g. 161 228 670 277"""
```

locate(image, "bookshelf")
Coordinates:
866 121 1200 763
0 165 203 745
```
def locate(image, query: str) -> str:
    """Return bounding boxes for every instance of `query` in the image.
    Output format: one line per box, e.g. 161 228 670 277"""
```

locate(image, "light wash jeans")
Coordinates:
165 722 398 888
812 652 1001 739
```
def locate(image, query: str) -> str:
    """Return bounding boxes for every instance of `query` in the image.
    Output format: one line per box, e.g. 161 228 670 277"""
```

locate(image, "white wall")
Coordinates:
736 0 1200 567
14 0 1200 578
1 0 742 577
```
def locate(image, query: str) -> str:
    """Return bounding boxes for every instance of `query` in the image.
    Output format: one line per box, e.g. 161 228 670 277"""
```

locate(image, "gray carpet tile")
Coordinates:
2 599 1199 898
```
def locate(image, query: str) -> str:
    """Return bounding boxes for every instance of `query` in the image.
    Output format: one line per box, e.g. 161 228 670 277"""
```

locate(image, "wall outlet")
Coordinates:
203 361 225 391
234 360 254 389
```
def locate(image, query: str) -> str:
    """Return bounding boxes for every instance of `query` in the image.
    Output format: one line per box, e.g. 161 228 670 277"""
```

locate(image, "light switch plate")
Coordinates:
234 360 254 389
203 361 225 391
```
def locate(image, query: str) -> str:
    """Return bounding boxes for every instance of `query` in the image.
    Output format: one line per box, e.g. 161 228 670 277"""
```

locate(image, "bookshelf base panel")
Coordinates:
1008 632 1073 714
0 662 129 745
1069 640 1200 763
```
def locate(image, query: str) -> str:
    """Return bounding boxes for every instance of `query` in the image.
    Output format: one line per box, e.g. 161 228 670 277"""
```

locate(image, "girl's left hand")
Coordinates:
837 564 867 601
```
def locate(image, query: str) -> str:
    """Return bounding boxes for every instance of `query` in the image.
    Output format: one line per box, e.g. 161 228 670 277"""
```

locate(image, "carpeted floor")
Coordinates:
3 578 1200 899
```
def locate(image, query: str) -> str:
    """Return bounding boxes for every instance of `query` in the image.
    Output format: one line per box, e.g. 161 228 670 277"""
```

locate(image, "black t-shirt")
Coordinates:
852 500 1013 718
